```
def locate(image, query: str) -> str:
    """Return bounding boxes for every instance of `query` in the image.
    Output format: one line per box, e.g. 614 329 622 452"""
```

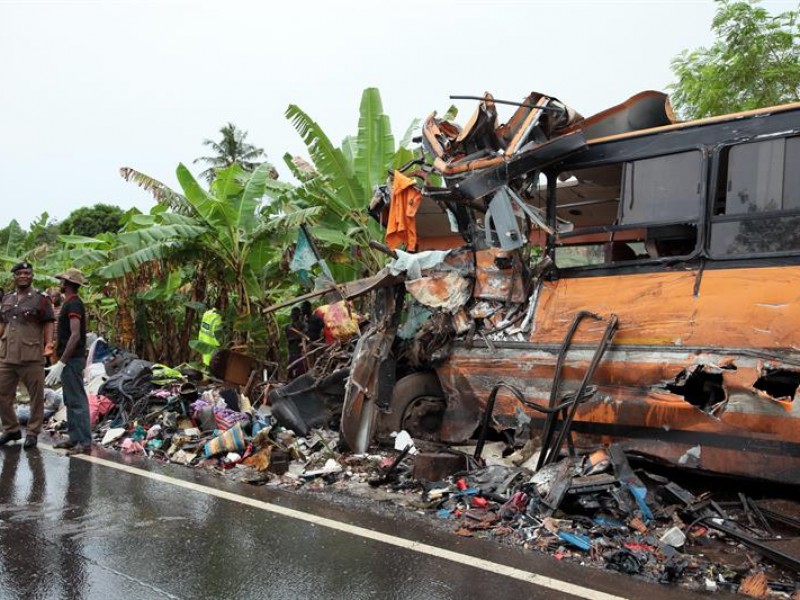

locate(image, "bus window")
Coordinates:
553 151 702 268
620 152 701 224
710 136 800 257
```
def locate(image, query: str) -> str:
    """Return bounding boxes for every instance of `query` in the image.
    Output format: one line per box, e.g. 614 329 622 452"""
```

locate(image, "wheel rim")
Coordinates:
401 395 446 441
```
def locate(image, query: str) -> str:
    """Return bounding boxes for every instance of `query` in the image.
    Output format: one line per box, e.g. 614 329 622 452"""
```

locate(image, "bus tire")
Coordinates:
378 372 446 443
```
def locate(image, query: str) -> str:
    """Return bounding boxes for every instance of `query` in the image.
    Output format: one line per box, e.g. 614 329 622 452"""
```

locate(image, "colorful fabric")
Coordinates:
204 422 245 457
385 170 421 251
87 393 115 426
315 301 359 343
190 397 249 431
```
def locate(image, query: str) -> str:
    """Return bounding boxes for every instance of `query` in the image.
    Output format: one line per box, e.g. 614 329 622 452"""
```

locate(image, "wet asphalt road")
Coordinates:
0 443 714 600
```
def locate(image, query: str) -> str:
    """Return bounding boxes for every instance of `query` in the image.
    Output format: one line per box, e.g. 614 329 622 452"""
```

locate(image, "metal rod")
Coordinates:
702 518 800 573
547 314 618 464
536 311 602 470
474 386 500 461
369 240 398 259
450 95 565 113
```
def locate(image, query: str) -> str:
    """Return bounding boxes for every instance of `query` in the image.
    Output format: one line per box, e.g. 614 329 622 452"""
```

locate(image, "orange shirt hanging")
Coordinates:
385 171 421 251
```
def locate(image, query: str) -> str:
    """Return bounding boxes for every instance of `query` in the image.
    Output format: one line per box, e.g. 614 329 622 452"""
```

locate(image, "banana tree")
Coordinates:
267 87 419 283
52 215 204 357
111 162 286 358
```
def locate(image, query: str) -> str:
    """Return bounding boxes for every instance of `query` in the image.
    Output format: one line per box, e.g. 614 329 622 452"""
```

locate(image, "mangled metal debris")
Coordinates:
246 87 800 590
330 89 800 485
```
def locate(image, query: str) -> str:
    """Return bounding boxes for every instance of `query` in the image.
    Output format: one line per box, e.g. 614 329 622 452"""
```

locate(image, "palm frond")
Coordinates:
57 234 107 246
354 87 396 195
443 104 459 121
399 118 422 149
311 227 356 248
285 104 364 209
244 237 281 275
341 135 357 166
116 222 206 248
120 167 195 215
260 206 323 232
175 164 236 254
47 246 109 269
98 222 206 279
234 162 273 234
3 220 25 258
97 242 173 279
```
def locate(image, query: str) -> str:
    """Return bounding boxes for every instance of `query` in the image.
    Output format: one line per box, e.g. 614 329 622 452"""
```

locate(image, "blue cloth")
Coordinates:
62 357 91 445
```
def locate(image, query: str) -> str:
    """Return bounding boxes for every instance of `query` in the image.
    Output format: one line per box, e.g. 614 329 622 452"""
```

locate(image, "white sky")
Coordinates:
0 0 796 229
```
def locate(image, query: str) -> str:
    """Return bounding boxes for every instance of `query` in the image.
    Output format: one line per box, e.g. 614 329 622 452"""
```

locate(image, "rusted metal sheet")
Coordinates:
405 272 471 312
340 287 403 453
427 256 800 482
473 248 526 303
422 91 585 177
436 346 800 482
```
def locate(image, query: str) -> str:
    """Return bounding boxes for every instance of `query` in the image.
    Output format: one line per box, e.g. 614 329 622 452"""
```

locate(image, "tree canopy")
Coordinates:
58 203 124 237
670 0 800 120
193 122 274 183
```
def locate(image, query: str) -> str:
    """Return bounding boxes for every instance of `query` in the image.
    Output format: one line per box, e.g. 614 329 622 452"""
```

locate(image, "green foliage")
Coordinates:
0 220 27 260
113 162 287 358
0 214 60 286
27 213 61 249
119 168 192 215
670 0 800 119
58 204 125 237
193 122 275 183
274 87 417 283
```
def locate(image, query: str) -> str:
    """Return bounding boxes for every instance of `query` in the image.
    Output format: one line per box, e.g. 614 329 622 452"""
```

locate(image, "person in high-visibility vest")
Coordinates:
198 308 222 366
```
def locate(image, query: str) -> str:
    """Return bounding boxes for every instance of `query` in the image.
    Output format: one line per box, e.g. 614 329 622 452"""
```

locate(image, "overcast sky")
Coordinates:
0 0 795 229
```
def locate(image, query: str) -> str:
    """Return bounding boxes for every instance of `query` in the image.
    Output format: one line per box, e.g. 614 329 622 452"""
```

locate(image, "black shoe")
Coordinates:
23 435 37 449
0 431 21 446
53 439 77 450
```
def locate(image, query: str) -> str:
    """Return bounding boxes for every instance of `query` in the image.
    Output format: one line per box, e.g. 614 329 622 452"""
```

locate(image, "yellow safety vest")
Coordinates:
199 309 222 365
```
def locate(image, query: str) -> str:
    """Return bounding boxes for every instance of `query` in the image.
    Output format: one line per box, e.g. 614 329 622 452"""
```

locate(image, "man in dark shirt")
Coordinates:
301 301 324 342
0 262 55 449
45 268 91 454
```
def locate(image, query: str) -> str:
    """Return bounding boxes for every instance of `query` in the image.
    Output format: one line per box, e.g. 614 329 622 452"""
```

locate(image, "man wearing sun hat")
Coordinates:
45 267 92 454
0 261 56 449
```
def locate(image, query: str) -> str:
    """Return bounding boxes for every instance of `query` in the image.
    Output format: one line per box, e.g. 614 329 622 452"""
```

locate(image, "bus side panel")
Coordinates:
532 266 800 349
435 265 800 483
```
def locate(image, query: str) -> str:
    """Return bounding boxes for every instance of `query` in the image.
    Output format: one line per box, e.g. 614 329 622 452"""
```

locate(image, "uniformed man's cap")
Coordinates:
55 267 87 287
10 262 32 274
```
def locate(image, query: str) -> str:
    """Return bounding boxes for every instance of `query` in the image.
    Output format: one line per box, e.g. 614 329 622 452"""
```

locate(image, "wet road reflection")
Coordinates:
0 447 689 600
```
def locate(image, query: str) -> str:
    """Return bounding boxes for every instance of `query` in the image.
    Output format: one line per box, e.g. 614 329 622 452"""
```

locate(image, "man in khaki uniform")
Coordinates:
0 262 55 449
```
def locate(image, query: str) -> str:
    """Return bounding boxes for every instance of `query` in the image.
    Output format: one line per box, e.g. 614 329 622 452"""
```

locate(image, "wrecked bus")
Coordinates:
334 92 800 484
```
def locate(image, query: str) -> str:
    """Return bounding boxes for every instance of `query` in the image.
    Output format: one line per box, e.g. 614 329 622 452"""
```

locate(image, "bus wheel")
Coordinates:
379 372 446 442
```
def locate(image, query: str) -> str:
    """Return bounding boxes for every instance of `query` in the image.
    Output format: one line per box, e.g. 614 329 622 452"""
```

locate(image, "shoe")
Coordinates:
0 431 21 446
67 443 91 456
23 435 37 449
53 439 77 450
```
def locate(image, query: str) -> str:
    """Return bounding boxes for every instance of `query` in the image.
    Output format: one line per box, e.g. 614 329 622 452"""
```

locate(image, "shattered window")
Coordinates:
711 136 800 257
553 165 621 229
553 153 700 268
